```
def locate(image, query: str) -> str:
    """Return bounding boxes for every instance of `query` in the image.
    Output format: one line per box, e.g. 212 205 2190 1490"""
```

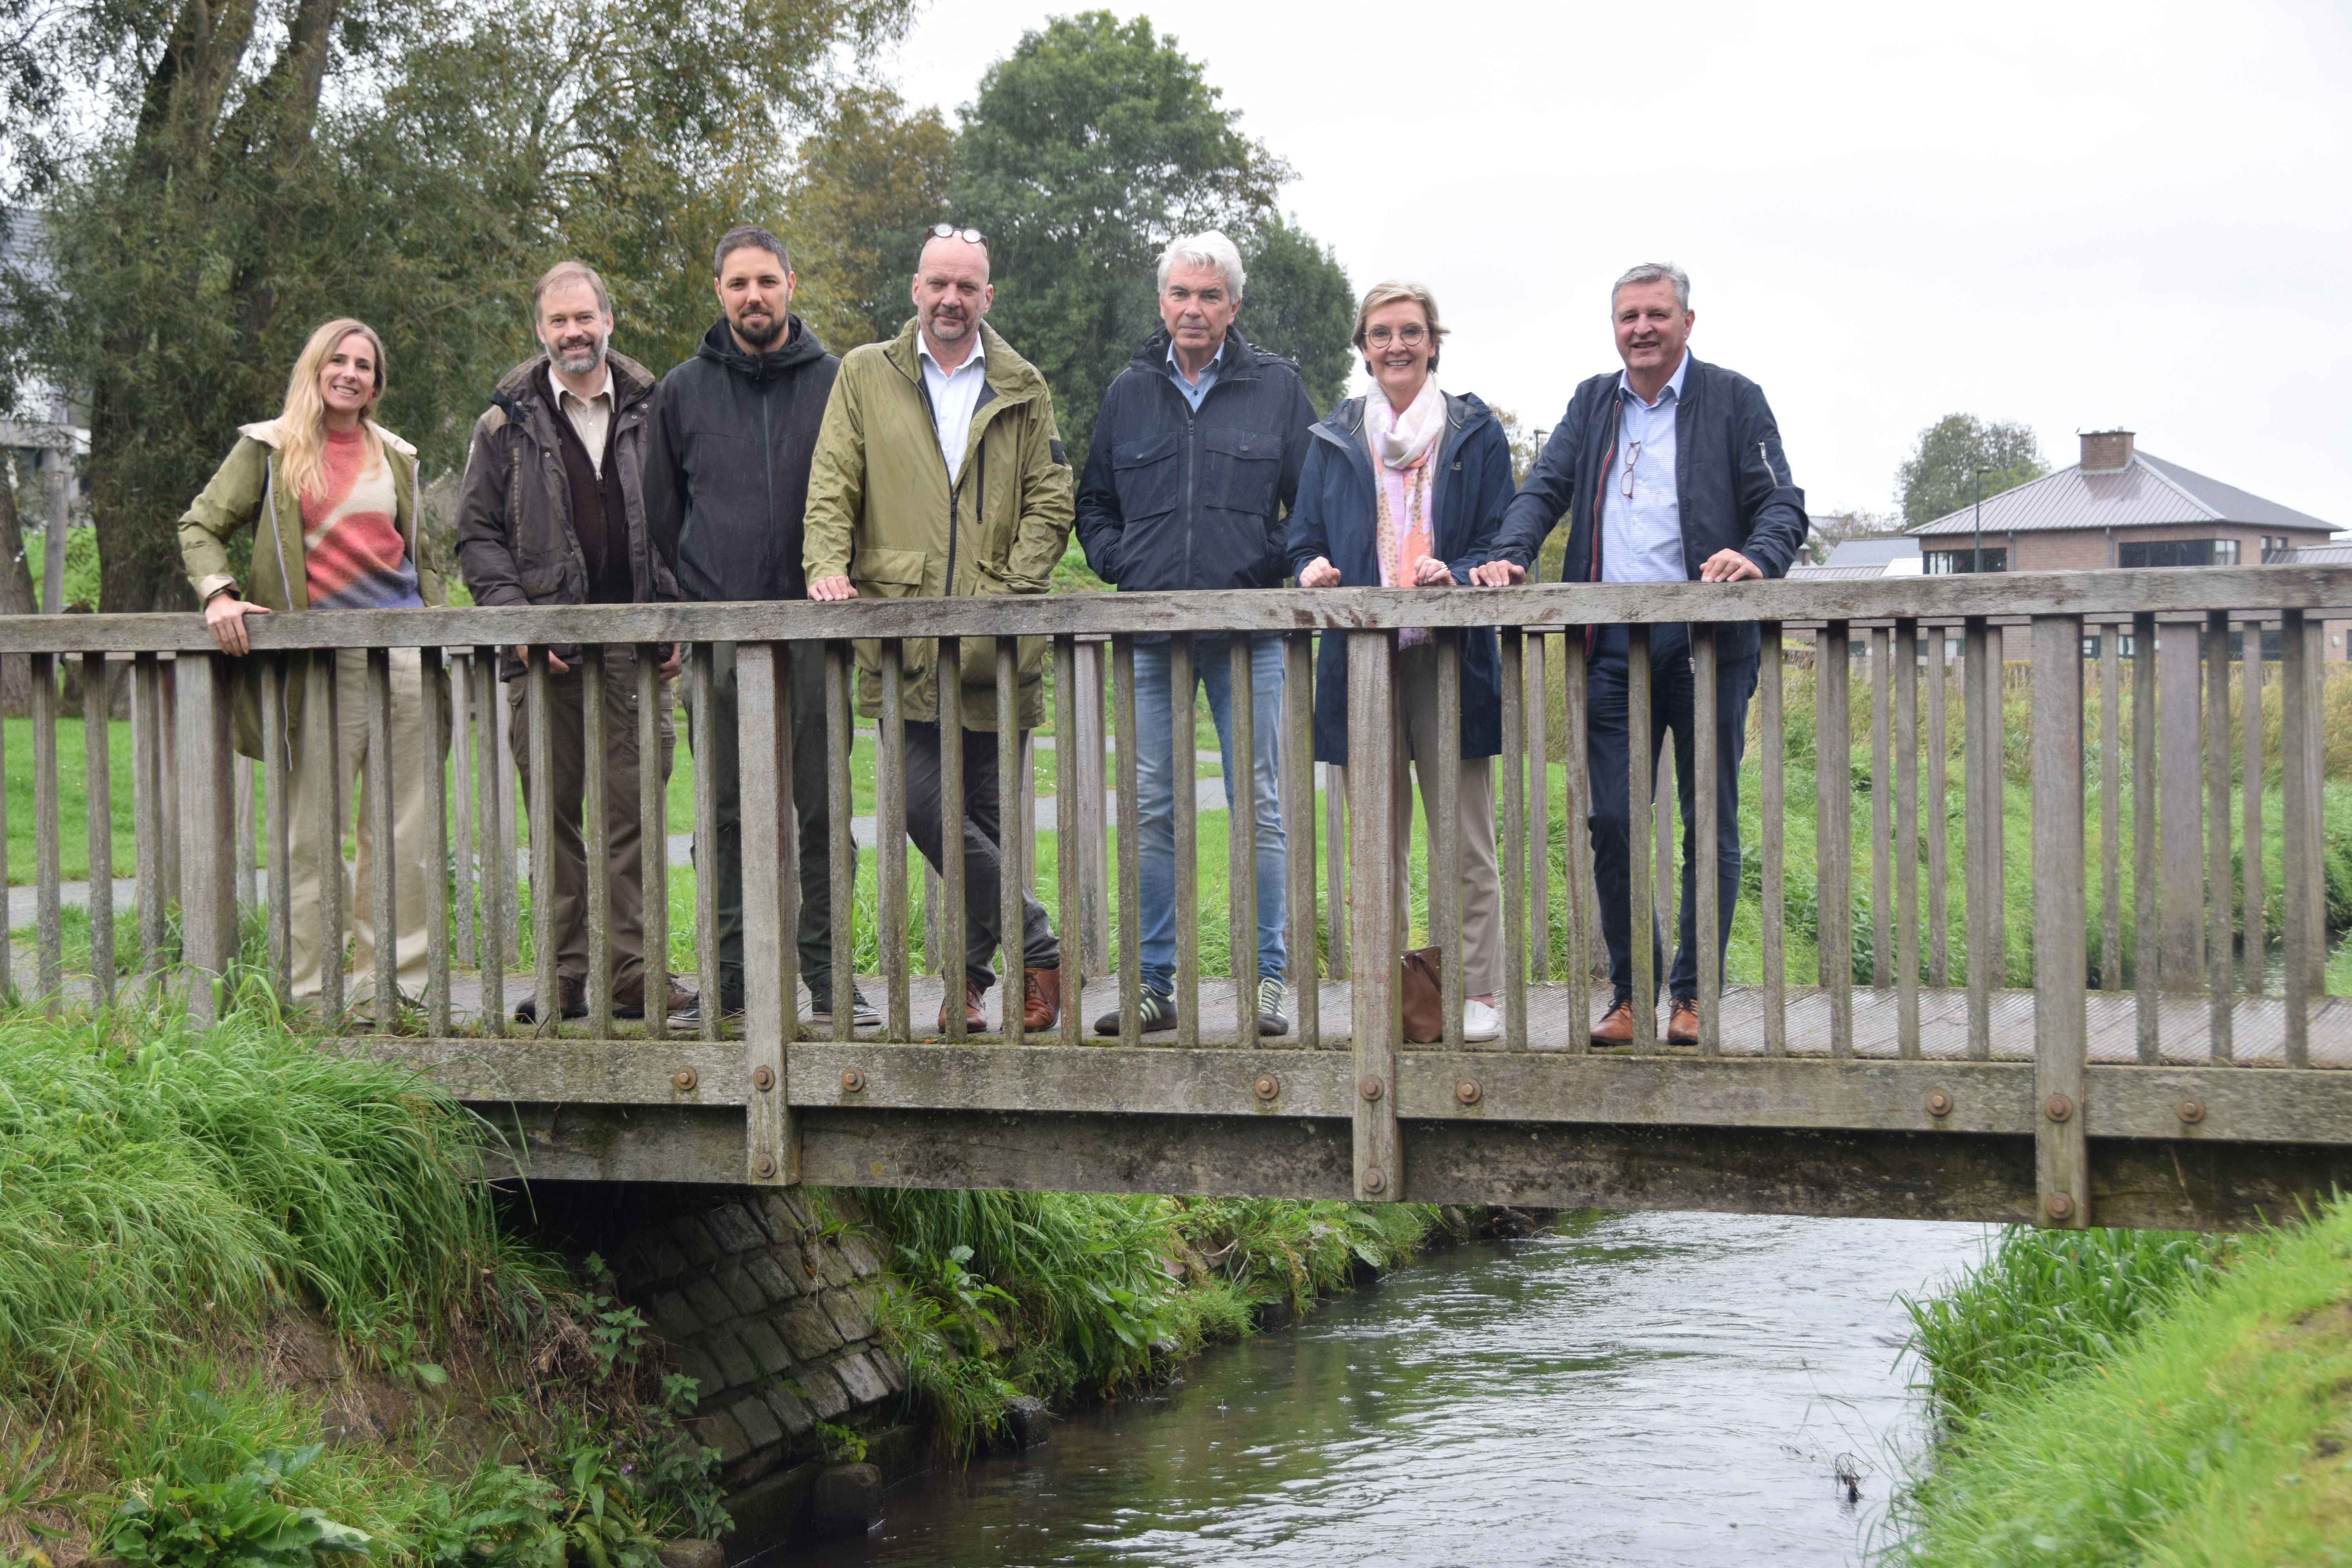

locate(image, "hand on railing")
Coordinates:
514 644 572 675
808 575 858 601
1467 559 1525 587
1698 548 1762 582
1410 556 1454 587
203 593 271 656
1298 557 1342 588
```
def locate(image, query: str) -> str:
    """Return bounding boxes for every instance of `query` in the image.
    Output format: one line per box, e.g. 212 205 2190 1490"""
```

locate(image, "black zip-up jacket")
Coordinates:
644 316 838 602
1074 327 1317 592
1489 354 1809 662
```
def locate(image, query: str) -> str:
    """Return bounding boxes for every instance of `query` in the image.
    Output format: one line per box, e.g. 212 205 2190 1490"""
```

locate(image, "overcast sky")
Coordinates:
881 0 2352 526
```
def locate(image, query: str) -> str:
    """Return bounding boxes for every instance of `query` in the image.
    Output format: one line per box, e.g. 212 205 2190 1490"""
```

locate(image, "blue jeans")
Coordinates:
1135 633 1287 995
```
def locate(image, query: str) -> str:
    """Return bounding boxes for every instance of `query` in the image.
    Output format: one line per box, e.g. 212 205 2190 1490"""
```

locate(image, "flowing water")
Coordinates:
792 1212 1989 1567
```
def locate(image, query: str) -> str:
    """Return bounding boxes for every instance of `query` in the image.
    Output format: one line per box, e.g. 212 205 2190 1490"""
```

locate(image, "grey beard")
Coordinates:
553 336 607 376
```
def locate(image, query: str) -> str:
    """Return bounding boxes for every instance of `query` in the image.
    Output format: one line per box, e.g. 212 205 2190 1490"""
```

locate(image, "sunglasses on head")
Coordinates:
927 223 986 245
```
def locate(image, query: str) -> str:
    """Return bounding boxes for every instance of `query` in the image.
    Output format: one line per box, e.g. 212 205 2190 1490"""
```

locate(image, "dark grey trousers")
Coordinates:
693 641 833 1009
902 719 1059 993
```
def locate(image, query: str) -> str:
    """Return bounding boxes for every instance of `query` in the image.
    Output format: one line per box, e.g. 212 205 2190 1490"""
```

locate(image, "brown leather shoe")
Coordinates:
1591 998 1638 1046
1668 997 1700 1045
1023 967 1062 1031
614 978 696 1020
939 981 986 1033
516 974 586 1024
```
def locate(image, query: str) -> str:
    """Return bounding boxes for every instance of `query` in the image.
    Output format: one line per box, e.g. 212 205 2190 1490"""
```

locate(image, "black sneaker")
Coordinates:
809 984 882 1028
1255 978 1290 1036
1093 989 1178 1037
668 995 743 1028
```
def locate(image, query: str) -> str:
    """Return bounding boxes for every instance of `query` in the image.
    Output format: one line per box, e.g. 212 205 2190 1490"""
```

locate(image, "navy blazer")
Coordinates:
1488 354 1809 664
1287 391 1512 764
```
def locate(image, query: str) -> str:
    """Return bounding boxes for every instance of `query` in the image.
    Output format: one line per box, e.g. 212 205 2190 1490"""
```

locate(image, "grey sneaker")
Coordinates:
809 984 882 1027
1255 977 1290 1036
668 995 743 1028
1094 989 1178 1037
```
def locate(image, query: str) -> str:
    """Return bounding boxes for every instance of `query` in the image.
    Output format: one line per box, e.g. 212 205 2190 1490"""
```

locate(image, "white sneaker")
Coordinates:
1463 999 1501 1042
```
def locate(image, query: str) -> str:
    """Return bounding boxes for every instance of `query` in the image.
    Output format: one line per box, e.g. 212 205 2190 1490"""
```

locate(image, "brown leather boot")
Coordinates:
1591 998 1639 1046
1023 967 1062 1031
1668 998 1700 1044
613 977 697 1021
939 980 986 1034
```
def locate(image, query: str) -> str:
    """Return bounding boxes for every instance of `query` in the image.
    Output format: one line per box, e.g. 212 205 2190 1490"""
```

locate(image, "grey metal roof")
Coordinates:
2269 544 2352 566
1822 537 1921 567
1910 450 2334 537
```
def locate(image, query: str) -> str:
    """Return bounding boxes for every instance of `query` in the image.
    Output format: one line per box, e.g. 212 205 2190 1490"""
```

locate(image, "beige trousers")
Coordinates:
1389 641 1503 996
285 648 434 1008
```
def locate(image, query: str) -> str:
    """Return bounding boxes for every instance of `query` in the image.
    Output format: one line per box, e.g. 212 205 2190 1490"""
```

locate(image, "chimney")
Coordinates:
2080 429 2135 473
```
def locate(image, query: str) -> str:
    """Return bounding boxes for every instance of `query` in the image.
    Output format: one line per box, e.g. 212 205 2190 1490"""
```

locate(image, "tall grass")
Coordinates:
1896 1198 2352 1565
1900 1225 2232 1431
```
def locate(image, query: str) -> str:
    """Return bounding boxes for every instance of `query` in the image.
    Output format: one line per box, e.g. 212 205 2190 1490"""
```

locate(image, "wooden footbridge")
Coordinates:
7 570 2352 1232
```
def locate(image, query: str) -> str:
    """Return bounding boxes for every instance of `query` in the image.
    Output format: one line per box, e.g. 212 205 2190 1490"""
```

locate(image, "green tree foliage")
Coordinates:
784 87 957 353
5 0 916 612
1235 215 1353 413
949 11 1292 466
1897 413 2047 531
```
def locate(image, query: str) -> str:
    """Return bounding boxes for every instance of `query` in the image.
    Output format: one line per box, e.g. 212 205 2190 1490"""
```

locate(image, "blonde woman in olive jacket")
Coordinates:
178 317 445 1012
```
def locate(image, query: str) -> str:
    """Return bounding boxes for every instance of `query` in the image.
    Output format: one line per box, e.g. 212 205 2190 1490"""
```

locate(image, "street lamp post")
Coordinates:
1971 467 1992 572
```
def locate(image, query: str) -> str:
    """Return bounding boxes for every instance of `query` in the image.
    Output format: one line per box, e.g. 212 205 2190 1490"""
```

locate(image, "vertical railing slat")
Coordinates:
639 646 670 1041
2031 614 2090 1228
939 638 967 1041
1628 624 1656 1053
1870 625 1892 987
2100 626 2122 992
1169 634 1198 1046
419 647 451 1037
2241 620 2265 996
2203 612 2233 1060
473 651 505 1036
2132 612 2159 1061
582 646 613 1038
1073 640 1112 976
524 649 557 1038
1054 636 1084 1047
452 650 476 971
81 651 116 1006
878 640 910 1040
735 642 798 1185
312 654 346 1025
1435 632 1466 1050
996 636 1024 1047
176 652 238 1023
1819 622 1853 1059
132 653 165 990
1497 629 1527 1052
2303 614 2325 1000
1285 630 1320 1049
1692 625 1720 1057
1894 621 1919 1057
828 641 857 1042
1928 629 1951 989
367 648 400 1031
2281 609 2312 1068
1347 630 1401 1200
1527 630 1551 983
1562 631 1592 1049
1760 624 1786 1055
32 652 61 1009
1229 633 1259 1041
689 642 720 1041
1112 635 1142 1047
263 657 292 1000
1962 619 1992 1060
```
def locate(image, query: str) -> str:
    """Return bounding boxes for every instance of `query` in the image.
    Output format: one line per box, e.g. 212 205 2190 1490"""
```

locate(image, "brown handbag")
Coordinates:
1401 945 1445 1044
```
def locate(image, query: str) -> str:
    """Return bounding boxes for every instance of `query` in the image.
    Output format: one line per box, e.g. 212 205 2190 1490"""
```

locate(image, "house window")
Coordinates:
1925 548 2007 574
2119 539 2235 568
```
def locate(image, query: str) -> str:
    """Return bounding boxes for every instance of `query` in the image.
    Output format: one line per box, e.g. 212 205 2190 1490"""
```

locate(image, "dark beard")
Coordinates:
732 311 786 349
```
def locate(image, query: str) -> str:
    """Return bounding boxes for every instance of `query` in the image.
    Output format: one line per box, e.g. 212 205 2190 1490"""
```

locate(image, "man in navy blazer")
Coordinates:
1474 263 1808 1045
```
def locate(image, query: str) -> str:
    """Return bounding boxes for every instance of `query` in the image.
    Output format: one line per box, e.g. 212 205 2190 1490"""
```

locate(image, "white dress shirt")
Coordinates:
554 363 615 476
1601 350 1690 583
918 332 989 483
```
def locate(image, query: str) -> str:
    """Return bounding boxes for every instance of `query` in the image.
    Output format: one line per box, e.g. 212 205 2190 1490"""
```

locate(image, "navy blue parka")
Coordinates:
1287 390 1512 765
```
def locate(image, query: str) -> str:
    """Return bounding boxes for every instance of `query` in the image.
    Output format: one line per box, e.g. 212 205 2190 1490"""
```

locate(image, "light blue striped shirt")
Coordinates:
1601 351 1690 583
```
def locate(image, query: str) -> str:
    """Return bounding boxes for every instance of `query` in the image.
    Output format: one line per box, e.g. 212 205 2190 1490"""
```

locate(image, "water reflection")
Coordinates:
793 1212 1987 1566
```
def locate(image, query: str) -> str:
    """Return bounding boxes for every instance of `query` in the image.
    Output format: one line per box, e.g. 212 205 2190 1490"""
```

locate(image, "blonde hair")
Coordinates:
1352 281 1449 372
278 318 386 503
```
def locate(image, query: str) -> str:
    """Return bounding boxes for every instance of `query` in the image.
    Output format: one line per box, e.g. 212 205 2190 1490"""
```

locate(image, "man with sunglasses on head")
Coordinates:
1073 230 1316 1039
643 224 877 1031
1471 263 1808 1047
803 223 1076 1036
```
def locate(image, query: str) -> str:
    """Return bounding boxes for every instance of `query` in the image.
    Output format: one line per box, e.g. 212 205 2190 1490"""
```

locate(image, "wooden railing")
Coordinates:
4 566 2350 1228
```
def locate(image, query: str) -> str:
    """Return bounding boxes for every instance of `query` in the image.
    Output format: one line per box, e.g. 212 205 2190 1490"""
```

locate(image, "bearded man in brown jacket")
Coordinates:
455 260 691 1025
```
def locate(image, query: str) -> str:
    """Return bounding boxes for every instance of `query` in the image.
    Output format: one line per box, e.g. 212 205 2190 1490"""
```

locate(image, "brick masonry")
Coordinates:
608 1189 905 1492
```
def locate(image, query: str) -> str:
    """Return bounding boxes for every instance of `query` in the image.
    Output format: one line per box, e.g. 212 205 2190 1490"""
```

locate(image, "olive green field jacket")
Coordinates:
176 419 445 759
801 318 1074 730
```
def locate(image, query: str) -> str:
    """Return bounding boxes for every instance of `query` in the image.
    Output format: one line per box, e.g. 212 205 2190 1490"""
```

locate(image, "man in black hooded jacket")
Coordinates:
644 224 873 1027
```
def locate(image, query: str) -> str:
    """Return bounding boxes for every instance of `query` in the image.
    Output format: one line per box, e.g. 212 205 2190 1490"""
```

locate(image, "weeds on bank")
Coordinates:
0 993 727 1564
858 1188 1446 1457
1893 1197 2352 1566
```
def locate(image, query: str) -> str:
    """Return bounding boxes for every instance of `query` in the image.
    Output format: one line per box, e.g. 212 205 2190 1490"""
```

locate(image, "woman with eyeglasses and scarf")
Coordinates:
1289 281 1513 1042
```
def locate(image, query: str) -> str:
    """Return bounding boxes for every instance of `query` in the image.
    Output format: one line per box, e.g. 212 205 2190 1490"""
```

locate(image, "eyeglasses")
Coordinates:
927 223 986 245
1619 440 1643 499
1364 323 1427 348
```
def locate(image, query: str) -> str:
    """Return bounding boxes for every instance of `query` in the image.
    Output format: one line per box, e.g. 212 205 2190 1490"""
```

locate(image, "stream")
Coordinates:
792 1211 1990 1566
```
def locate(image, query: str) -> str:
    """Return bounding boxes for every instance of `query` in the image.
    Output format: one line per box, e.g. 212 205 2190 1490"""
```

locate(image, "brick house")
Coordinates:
1907 429 2334 575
